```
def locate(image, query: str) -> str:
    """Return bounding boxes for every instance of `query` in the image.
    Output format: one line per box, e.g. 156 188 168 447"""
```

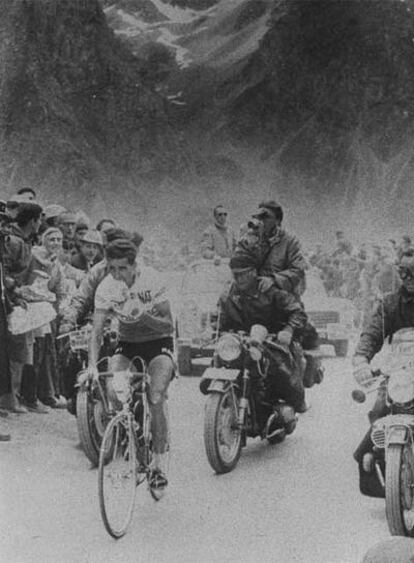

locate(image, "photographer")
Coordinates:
238 200 306 298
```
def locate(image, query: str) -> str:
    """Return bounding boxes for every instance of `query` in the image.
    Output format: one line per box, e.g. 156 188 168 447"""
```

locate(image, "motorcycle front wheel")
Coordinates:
204 390 242 474
76 387 108 466
385 443 414 537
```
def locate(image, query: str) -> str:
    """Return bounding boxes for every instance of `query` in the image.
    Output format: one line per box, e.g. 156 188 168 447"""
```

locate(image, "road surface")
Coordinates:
0 355 393 563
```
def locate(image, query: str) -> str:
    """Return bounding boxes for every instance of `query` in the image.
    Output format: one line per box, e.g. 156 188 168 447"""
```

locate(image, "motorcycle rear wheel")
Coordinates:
204 390 242 474
386 443 414 537
76 387 107 466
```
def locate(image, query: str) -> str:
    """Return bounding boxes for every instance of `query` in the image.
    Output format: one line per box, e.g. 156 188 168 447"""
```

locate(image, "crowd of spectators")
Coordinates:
306 230 411 326
0 187 143 440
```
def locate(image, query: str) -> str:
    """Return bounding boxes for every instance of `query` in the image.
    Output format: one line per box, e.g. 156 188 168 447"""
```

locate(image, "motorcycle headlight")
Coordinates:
216 334 241 362
388 368 414 405
249 345 262 362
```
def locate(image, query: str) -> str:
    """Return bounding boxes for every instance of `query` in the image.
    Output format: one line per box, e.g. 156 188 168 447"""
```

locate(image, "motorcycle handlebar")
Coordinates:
351 370 386 404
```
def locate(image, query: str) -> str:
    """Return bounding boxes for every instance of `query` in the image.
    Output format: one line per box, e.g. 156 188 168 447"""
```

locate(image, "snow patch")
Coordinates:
156 28 191 67
150 0 216 24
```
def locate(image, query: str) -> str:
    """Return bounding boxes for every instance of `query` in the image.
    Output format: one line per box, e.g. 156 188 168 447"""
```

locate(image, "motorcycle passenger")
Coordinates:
88 239 175 489
352 251 414 495
219 252 308 414
238 200 306 298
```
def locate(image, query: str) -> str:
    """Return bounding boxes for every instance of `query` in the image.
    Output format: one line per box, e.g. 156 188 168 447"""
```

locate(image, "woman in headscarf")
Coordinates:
20 227 67 410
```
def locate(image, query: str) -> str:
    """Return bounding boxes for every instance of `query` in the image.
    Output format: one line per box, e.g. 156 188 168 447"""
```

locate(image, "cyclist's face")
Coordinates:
108 258 136 286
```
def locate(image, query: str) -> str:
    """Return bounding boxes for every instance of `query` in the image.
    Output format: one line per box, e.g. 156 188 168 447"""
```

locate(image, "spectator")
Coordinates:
0 203 43 413
201 205 236 260
16 187 36 201
332 230 353 258
42 204 67 229
56 211 77 259
96 218 116 245
71 230 103 272
20 227 67 411
397 235 414 261
74 222 89 249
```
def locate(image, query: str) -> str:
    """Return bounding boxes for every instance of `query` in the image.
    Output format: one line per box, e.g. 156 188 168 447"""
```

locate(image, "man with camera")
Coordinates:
238 200 306 298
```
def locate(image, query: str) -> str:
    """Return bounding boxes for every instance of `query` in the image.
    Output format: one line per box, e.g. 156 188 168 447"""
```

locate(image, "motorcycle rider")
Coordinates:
218 252 308 414
88 239 175 489
352 251 414 495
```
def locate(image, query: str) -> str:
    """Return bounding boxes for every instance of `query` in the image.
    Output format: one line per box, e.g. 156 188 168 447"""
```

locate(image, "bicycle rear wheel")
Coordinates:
98 413 137 539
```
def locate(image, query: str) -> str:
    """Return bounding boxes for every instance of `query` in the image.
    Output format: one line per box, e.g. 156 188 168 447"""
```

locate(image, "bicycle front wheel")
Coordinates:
98 412 137 539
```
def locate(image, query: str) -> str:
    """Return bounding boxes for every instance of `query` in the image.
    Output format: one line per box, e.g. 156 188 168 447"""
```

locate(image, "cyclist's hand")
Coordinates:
87 365 99 382
352 356 372 388
277 329 292 347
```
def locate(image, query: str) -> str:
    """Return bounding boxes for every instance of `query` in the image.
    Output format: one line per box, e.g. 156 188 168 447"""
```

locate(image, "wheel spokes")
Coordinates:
217 394 240 462
99 417 136 537
401 445 414 531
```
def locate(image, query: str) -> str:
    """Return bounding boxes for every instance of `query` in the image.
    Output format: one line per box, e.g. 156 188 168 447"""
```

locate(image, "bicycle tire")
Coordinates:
98 413 137 539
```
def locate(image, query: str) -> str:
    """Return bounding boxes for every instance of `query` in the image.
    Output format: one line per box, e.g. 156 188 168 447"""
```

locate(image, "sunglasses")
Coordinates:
399 267 414 280
217 212 228 217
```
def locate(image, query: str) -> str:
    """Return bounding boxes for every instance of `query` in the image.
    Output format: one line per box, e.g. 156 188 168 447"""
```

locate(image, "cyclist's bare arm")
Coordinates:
89 308 108 367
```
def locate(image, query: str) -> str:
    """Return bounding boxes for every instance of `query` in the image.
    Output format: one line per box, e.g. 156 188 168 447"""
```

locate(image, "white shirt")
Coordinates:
95 266 173 342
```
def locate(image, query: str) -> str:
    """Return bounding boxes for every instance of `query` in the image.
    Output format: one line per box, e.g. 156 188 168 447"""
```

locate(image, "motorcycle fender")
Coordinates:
207 380 232 394
76 369 91 390
387 426 409 446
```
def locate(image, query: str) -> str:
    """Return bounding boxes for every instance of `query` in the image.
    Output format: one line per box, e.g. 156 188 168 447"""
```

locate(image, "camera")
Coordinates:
247 217 263 231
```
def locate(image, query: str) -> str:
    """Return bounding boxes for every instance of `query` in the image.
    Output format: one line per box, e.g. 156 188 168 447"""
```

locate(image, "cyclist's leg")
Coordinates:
147 354 174 456
110 353 130 371
107 354 131 409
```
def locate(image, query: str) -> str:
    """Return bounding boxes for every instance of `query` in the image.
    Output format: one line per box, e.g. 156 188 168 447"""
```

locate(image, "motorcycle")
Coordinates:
200 324 301 474
58 322 118 466
352 327 414 537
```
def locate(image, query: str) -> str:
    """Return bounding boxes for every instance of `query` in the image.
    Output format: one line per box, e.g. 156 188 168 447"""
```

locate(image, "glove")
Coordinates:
258 276 274 292
352 356 372 388
277 329 292 347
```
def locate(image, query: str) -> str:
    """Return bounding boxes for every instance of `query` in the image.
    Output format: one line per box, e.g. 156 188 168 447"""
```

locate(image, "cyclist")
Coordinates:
88 238 174 489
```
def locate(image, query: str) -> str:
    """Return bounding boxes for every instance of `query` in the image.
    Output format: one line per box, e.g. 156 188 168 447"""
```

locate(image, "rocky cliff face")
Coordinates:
0 0 177 207
2 0 414 243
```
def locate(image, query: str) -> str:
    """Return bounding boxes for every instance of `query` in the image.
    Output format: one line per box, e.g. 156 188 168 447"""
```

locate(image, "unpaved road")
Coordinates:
1 356 391 563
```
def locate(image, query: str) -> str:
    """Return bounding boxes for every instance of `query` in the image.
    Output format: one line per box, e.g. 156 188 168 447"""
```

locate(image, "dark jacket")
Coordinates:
258 229 306 295
237 227 306 296
4 223 33 286
355 287 414 361
218 282 307 337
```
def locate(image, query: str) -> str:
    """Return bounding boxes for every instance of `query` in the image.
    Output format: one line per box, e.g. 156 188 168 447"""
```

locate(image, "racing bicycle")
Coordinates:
98 355 167 539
